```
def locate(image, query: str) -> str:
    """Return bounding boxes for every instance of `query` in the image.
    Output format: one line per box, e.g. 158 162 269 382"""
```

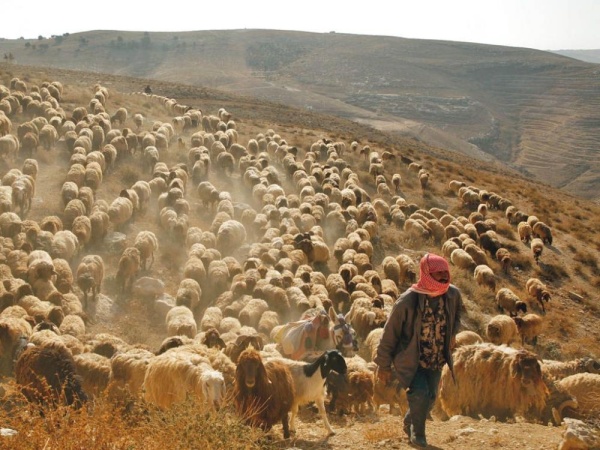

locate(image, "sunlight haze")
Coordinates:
2 0 599 50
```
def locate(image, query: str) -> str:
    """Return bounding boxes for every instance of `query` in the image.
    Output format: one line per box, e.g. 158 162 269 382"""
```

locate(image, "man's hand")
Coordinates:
376 366 392 386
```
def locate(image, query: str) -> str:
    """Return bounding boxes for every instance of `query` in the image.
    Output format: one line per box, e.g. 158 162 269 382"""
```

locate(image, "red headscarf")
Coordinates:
410 253 450 297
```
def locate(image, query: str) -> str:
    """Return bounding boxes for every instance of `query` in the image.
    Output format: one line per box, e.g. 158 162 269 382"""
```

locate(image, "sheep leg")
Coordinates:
316 397 335 435
148 252 154 270
289 403 299 433
281 413 290 439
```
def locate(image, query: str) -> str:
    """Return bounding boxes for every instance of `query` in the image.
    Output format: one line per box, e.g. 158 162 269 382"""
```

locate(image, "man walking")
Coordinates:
375 253 463 447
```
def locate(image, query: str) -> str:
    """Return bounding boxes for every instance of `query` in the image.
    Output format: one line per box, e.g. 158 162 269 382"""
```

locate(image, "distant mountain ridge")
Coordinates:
1 29 599 201
552 49 600 64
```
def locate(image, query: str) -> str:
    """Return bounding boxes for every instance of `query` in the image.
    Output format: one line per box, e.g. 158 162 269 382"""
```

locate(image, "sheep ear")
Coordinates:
328 306 337 323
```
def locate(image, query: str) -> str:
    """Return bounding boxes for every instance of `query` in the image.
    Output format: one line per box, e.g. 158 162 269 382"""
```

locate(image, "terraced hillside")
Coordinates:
1 30 600 201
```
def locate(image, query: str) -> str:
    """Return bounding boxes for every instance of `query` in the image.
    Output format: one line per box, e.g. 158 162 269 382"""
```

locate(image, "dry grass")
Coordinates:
0 386 271 450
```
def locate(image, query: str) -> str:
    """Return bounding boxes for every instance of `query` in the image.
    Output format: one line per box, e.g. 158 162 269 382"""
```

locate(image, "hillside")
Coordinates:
1 30 600 202
0 64 599 449
553 49 600 64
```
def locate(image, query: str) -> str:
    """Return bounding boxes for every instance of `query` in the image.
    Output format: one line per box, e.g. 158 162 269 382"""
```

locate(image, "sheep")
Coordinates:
62 198 86 229
108 196 134 230
216 220 247 256
66 164 86 188
233 346 295 439
199 307 223 333
454 330 484 348
73 352 111 398
133 230 159 271
131 180 151 213
75 254 104 309
513 313 544 346
479 230 502 257
175 278 203 311
77 187 95 215
438 343 548 421
32 278 63 305
518 221 533 243
530 237 544 264
0 212 22 238
532 221 553 245
486 314 521 346
541 358 600 381
450 248 477 271
183 256 207 287
556 373 600 417
50 230 79 262
115 247 140 295
26 250 55 285
18 294 64 327
327 368 375 416
11 175 35 217
143 347 226 410
0 135 19 162
473 264 496 291
110 107 128 127
89 207 109 245
0 316 32 375
464 243 488 266
225 334 265 364
495 247 512 274
108 347 155 400
15 343 88 409
526 277 551 314
71 215 92 248
495 287 527 317
166 305 197 339
345 298 388 341
61 292 84 317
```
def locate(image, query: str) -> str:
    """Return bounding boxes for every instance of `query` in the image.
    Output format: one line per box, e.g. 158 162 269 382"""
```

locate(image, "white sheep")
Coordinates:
496 287 527 317
166 305 197 339
50 230 79 262
108 196 133 230
175 278 203 311
215 220 246 256
556 373 600 417
133 230 159 271
473 264 496 291
75 254 104 308
116 247 140 295
450 248 477 271
513 313 544 346
486 314 521 347
108 347 155 400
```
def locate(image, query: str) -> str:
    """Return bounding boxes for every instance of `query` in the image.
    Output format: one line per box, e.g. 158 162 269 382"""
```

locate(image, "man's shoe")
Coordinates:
410 433 428 448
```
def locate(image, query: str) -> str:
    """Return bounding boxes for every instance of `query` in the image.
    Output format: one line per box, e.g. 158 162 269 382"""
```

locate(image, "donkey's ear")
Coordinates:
328 306 337 322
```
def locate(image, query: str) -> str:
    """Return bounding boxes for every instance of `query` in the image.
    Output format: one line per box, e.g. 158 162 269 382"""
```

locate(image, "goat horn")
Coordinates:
558 399 578 415
552 399 578 425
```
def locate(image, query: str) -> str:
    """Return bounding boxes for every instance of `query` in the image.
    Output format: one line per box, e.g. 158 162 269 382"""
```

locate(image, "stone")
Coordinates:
132 277 165 299
104 232 127 254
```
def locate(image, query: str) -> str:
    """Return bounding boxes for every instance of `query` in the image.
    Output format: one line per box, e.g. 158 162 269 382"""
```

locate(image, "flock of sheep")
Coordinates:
0 73 598 444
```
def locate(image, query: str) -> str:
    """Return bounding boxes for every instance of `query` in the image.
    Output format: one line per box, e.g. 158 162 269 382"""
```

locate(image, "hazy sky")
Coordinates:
3 0 599 51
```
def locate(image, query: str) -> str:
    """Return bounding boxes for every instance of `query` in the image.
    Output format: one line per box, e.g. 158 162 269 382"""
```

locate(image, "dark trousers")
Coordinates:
403 366 441 437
